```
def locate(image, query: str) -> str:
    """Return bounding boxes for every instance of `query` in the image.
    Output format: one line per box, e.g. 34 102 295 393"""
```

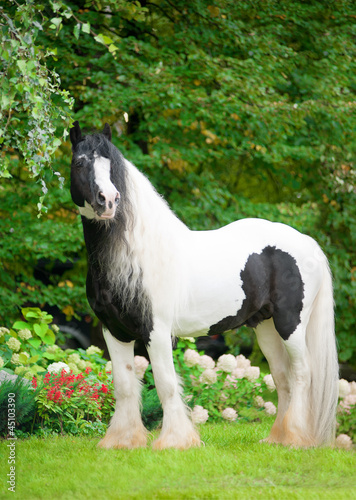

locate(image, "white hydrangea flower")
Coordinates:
14 366 26 375
184 349 200 367
263 374 276 392
339 379 351 399
254 395 265 407
0 327 10 338
349 381 356 395
86 345 102 356
18 329 32 341
105 361 112 373
67 363 80 375
6 337 21 352
0 356 4 369
47 362 70 374
46 345 60 354
77 360 87 371
245 366 260 382
264 401 277 415
231 368 245 379
198 354 215 370
134 356 149 379
222 407 238 422
340 394 356 411
216 354 237 373
11 353 21 365
180 337 195 343
235 354 251 369
335 434 353 450
68 353 81 365
199 368 218 385
191 405 209 424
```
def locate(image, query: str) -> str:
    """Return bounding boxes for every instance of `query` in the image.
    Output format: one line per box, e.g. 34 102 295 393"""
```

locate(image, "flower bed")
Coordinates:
0 308 355 449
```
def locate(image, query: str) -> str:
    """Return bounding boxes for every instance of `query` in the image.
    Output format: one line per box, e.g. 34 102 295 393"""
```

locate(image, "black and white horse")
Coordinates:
70 121 338 449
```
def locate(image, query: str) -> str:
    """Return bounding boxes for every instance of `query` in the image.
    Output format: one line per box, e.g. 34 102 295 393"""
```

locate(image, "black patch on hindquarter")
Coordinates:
209 246 304 340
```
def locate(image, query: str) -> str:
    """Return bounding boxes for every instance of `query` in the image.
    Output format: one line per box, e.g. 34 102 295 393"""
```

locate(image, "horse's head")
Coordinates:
70 121 120 221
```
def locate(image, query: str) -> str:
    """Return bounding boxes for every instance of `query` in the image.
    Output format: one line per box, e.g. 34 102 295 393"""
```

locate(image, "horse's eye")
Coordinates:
74 154 90 167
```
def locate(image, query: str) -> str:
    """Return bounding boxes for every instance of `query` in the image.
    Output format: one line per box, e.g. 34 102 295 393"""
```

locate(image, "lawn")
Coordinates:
1 420 355 500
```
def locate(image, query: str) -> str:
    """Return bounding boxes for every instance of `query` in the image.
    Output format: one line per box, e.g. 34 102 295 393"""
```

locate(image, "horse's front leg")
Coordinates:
147 321 201 450
98 328 148 449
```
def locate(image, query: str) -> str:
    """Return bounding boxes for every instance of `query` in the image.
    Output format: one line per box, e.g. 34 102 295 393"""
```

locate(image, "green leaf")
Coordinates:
42 330 56 346
108 44 118 54
50 17 62 28
33 323 48 338
12 321 30 330
16 60 27 75
42 352 55 360
18 353 29 364
22 308 43 319
81 22 90 34
29 364 46 374
94 34 113 46
28 338 41 349
73 24 80 40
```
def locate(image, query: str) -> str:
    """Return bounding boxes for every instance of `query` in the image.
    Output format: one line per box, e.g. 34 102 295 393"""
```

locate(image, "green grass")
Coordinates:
1 420 355 499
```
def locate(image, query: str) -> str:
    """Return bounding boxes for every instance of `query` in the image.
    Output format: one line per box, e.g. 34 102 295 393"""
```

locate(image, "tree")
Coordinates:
0 0 355 364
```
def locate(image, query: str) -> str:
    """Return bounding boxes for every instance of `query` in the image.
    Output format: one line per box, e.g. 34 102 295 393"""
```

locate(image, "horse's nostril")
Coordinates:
97 192 106 206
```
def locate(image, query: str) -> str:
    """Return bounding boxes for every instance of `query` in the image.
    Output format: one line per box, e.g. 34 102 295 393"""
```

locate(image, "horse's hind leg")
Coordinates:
98 328 147 449
255 319 291 444
147 322 201 449
279 322 315 447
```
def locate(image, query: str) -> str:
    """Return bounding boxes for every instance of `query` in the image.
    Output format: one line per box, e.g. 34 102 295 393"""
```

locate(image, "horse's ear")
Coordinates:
70 121 82 147
102 123 112 142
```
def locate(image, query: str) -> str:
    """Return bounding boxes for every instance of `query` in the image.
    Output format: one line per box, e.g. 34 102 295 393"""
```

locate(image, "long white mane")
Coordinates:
106 159 190 325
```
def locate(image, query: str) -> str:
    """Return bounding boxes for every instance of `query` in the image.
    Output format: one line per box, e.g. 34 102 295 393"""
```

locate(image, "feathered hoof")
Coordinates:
152 429 201 450
98 427 148 449
260 430 317 448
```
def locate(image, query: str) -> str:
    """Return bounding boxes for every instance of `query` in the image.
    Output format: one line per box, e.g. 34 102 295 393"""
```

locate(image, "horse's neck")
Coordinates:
124 160 190 316
125 159 188 246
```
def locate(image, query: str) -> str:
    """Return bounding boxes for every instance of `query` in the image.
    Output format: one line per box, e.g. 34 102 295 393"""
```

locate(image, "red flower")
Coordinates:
32 377 37 389
85 367 91 374
101 384 108 394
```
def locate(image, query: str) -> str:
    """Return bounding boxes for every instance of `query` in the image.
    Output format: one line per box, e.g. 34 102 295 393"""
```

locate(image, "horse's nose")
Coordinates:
96 190 120 209
96 191 106 206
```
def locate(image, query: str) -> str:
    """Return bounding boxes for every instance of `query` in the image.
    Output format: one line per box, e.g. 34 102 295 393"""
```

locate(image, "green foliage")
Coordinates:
141 385 163 431
0 307 61 377
0 0 355 363
0 0 73 190
0 376 38 436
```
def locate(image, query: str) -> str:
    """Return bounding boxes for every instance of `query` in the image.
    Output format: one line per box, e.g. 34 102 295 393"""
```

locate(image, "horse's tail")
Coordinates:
306 254 339 445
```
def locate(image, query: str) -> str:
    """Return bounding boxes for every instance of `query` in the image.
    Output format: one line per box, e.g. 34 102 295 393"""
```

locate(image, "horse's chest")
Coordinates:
86 267 153 344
